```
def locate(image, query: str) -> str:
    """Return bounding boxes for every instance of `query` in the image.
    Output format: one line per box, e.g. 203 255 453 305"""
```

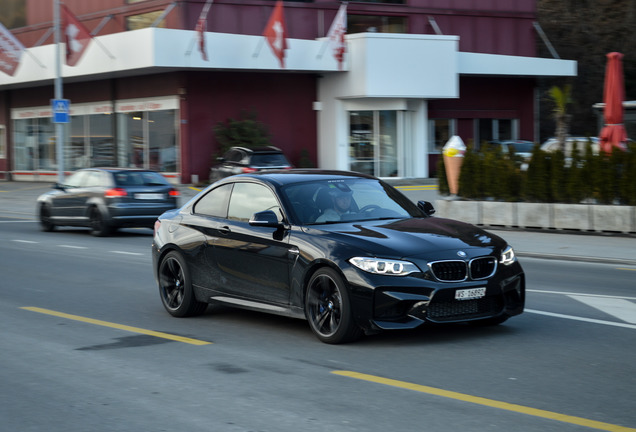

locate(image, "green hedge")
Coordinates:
437 140 636 205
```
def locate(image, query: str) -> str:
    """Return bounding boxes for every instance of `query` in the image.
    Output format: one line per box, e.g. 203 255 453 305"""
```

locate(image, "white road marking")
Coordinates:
528 289 636 301
12 239 38 244
59 245 88 249
568 295 636 324
110 250 144 256
526 309 636 330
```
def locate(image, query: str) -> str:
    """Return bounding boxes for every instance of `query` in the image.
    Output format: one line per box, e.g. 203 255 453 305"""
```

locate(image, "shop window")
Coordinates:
476 118 517 148
429 119 455 153
126 11 165 30
149 110 177 172
0 126 5 158
3 0 26 28
348 15 407 34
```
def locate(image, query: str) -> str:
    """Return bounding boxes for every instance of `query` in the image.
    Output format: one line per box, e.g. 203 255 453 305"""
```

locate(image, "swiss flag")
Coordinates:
195 17 208 61
0 21 25 76
62 5 93 66
262 0 288 68
326 4 347 70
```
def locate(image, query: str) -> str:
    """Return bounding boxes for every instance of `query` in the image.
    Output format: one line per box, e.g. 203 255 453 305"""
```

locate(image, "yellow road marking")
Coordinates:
395 185 438 191
21 307 211 346
617 268 636 272
333 371 635 432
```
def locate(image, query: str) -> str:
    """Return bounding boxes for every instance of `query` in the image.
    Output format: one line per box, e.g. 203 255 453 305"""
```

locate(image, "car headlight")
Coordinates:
349 257 420 276
500 245 516 265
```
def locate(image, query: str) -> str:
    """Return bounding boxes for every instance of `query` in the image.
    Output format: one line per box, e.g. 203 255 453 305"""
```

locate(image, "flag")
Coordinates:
262 0 288 68
195 17 207 61
62 5 93 66
0 21 25 76
195 0 213 61
326 4 347 70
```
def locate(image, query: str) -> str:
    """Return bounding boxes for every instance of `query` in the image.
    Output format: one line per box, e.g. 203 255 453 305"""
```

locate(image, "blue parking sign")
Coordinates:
52 99 70 123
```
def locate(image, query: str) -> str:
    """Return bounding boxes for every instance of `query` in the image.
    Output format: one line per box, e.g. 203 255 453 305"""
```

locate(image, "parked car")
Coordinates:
209 146 292 182
37 168 180 236
490 140 536 170
152 170 525 344
540 136 600 157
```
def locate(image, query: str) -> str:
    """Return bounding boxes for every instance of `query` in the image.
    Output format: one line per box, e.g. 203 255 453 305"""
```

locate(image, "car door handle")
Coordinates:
218 225 231 235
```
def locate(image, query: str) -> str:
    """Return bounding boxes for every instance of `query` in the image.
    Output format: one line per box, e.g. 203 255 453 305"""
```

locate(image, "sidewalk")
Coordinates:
2 180 636 266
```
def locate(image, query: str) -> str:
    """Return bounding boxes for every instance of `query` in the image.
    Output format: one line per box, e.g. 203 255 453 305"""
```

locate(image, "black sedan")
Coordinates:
152 170 524 344
37 168 180 236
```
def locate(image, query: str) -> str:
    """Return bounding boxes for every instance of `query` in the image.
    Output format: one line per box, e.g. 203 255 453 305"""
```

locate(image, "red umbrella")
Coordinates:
599 52 628 153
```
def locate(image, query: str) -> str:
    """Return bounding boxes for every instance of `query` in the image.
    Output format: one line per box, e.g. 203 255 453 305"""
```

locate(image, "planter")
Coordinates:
434 200 636 234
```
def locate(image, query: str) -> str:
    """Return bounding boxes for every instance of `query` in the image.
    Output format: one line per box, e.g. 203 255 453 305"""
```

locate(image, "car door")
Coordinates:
212 181 292 305
50 170 88 219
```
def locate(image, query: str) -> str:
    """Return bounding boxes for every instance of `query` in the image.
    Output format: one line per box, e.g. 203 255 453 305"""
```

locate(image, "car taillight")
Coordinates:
104 188 128 197
169 188 180 197
241 167 258 173
154 220 161 236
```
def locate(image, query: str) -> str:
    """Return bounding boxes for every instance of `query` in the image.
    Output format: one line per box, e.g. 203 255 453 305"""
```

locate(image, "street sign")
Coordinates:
51 99 70 123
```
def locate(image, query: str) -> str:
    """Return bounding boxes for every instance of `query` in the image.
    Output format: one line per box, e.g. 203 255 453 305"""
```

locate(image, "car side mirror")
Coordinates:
53 182 65 191
249 210 283 228
417 200 436 217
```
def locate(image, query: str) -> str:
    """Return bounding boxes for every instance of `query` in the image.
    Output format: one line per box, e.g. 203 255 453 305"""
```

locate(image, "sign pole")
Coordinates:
54 0 64 183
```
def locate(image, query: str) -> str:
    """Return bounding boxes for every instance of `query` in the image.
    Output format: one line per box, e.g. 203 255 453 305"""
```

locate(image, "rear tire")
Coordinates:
39 204 55 232
158 250 208 317
305 267 362 344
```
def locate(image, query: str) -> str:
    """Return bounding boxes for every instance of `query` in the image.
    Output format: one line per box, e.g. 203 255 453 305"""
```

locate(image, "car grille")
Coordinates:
429 257 497 282
427 296 503 321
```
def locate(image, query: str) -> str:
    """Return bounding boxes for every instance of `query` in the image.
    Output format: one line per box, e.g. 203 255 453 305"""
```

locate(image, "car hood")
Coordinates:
312 217 507 260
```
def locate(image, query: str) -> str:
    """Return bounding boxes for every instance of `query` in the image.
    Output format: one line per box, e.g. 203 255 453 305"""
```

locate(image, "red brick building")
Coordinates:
0 0 575 182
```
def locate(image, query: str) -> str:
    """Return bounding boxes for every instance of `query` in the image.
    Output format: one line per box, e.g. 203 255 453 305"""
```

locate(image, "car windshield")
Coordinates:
114 171 169 186
250 153 289 167
282 178 422 225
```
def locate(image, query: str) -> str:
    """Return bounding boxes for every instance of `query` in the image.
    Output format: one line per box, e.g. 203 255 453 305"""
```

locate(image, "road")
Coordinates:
1 190 635 432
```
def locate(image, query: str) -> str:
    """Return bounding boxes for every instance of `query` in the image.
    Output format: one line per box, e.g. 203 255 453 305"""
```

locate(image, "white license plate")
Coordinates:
135 193 164 200
455 287 486 301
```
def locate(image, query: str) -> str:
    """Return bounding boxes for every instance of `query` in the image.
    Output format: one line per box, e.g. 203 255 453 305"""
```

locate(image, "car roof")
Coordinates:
229 146 283 154
216 169 377 187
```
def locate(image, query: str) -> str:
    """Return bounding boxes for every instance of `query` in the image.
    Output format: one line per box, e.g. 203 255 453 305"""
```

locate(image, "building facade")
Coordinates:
0 0 576 183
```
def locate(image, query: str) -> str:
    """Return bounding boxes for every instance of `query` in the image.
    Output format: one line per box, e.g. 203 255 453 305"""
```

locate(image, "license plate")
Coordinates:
455 287 486 301
135 193 164 200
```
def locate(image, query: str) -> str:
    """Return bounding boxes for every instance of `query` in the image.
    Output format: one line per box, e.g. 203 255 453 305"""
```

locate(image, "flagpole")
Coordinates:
54 0 64 182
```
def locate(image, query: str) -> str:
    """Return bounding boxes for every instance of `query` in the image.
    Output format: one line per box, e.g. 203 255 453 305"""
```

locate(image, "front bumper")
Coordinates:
347 263 525 332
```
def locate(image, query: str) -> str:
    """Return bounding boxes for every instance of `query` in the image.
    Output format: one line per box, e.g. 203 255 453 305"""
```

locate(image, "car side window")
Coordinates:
193 183 232 217
85 171 104 187
63 170 88 188
228 183 281 222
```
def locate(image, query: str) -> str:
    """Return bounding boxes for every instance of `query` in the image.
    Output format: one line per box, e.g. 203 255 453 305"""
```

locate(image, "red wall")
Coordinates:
183 71 318 180
18 0 538 57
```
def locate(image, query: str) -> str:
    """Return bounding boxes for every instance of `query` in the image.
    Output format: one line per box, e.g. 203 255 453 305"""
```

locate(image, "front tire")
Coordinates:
305 267 362 344
39 204 55 232
158 250 207 317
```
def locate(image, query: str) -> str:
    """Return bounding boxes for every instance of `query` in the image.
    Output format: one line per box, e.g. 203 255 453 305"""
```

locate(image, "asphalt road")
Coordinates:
1 182 635 432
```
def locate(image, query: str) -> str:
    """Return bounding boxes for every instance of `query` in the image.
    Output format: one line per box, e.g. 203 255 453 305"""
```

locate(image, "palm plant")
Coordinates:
548 84 572 152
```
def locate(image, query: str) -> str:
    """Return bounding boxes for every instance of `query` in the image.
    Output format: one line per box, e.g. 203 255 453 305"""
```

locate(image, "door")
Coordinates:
212 182 291 305
349 110 400 178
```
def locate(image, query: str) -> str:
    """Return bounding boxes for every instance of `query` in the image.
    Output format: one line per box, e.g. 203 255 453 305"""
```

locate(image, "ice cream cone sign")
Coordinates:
442 136 466 196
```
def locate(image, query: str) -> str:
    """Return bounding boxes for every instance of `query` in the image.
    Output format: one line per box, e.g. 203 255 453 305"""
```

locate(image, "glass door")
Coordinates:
349 110 400 178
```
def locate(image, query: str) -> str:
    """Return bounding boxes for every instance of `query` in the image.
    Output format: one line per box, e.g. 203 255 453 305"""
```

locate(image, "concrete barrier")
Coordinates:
435 200 636 234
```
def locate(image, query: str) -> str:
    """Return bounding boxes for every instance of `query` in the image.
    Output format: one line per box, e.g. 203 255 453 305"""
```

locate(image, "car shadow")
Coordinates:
196 304 521 346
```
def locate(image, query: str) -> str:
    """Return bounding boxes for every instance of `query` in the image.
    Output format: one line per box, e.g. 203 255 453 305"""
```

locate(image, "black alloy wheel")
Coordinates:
305 267 361 344
158 250 207 317
89 206 111 237
39 204 55 232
